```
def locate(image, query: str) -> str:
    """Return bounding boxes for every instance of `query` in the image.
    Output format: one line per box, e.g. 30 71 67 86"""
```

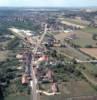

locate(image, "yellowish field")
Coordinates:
61 20 85 29
80 48 97 59
0 50 9 61
54 32 72 41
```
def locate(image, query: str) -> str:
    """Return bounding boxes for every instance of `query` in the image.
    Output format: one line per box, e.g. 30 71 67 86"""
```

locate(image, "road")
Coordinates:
30 24 47 100
37 90 60 96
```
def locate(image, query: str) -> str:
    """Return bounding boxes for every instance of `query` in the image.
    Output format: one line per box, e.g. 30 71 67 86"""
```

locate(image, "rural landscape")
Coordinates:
0 7 97 100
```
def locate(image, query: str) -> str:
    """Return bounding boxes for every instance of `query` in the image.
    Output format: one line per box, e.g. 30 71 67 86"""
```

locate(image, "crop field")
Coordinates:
82 27 97 34
56 47 90 60
70 30 97 47
40 80 97 100
54 30 97 48
80 48 97 59
5 95 30 100
54 32 67 41
0 51 9 61
60 17 89 26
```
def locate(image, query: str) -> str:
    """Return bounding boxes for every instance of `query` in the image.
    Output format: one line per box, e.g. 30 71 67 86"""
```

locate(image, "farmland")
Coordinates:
68 30 97 47
40 80 97 100
80 48 97 59
0 51 9 61
82 27 97 34
59 17 89 26
59 16 97 48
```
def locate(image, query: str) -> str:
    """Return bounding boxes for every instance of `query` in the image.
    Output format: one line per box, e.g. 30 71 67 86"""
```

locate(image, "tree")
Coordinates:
92 34 97 40
51 50 57 58
85 45 93 48
0 86 4 100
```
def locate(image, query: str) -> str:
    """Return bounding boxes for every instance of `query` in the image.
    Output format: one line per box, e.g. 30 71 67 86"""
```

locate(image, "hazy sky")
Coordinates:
0 0 97 7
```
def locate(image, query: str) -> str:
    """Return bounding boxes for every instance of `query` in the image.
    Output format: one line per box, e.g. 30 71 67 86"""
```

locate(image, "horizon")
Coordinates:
0 6 97 9
0 0 97 8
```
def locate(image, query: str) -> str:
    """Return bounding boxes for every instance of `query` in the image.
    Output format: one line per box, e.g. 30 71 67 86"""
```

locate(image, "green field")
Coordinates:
5 95 30 100
70 30 97 47
5 80 97 100
59 17 97 47
60 17 89 26
82 27 97 34
40 80 97 100
56 47 90 60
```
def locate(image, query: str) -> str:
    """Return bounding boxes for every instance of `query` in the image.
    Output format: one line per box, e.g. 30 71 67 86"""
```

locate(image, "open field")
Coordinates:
5 80 97 100
57 47 90 60
61 20 85 29
5 95 30 100
80 48 97 59
83 63 97 74
82 27 97 34
54 32 66 40
0 50 9 61
59 17 89 26
54 32 91 60
57 18 97 48
40 80 97 100
54 32 72 41
54 29 97 48
71 30 97 47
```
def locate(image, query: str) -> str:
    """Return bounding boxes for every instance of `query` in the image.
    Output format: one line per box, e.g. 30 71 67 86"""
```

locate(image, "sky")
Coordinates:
0 0 97 7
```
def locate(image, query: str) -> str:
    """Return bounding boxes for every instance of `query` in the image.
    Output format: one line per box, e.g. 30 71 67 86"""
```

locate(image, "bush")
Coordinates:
85 45 93 48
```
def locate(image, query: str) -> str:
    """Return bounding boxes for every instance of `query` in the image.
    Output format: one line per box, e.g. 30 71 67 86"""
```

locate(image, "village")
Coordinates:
1 8 97 100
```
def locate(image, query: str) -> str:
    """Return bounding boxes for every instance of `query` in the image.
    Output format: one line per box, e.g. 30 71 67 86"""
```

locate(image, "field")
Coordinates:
54 30 97 48
70 30 97 47
56 47 90 60
5 80 97 100
80 48 97 59
54 32 91 60
82 27 97 34
0 50 9 61
59 17 97 48
56 16 97 48
60 17 89 26
5 95 30 100
54 32 66 40
40 80 97 100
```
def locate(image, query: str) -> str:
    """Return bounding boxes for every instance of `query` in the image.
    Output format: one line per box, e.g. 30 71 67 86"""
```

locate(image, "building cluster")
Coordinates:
15 27 60 95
